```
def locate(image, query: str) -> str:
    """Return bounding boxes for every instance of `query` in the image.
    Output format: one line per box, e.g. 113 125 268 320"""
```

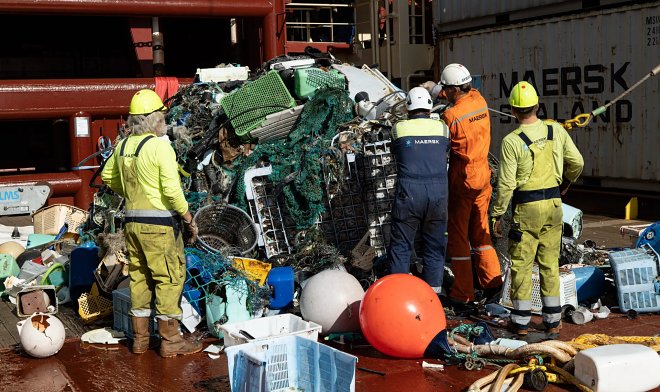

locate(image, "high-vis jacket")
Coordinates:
491 120 583 216
442 89 491 190
392 117 450 180
101 134 188 215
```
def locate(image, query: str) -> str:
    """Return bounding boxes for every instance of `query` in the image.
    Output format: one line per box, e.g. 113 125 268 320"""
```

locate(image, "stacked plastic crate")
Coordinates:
361 133 397 257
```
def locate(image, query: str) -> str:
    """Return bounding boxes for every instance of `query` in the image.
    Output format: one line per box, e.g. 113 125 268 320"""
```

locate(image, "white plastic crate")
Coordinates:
226 335 357 392
501 264 578 314
609 245 660 313
220 314 321 348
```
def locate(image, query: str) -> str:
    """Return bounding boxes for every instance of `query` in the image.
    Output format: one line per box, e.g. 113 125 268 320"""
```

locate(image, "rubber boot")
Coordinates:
158 318 203 358
131 317 150 354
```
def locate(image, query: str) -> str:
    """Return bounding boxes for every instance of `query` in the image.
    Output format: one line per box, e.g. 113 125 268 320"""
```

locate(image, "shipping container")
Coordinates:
433 0 640 34
436 3 660 191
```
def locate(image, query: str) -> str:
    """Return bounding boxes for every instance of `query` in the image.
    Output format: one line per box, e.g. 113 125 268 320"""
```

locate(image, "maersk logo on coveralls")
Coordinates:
405 139 413 148
415 139 440 144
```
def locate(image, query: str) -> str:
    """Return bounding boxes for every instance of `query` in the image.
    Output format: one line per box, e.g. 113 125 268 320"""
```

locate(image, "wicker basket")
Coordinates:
193 203 258 255
33 204 89 235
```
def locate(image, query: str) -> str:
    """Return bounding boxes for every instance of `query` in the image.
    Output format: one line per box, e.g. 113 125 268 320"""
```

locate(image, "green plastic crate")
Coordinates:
221 71 296 142
294 68 346 99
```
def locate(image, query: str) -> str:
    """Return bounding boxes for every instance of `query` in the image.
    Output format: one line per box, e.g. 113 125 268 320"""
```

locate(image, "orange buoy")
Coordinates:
359 274 446 358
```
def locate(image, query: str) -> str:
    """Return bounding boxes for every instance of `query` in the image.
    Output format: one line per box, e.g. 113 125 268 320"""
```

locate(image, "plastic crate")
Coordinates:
78 283 113 323
226 335 357 392
220 314 321 348
609 245 660 313
501 264 578 314
112 287 158 338
294 68 346 99
32 204 89 235
221 71 296 142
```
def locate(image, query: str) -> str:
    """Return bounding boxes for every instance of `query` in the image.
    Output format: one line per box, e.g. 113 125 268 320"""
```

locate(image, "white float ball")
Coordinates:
17 313 66 358
300 269 365 334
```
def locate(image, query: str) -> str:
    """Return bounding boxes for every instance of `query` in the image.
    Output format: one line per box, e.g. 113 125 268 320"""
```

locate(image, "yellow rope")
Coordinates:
569 334 660 352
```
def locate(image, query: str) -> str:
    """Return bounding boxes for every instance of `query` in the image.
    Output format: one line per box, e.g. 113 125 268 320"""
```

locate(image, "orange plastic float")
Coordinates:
359 274 446 358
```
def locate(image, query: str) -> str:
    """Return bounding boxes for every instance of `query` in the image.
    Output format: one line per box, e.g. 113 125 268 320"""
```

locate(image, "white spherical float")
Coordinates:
299 269 365 334
17 313 66 358
0 240 25 259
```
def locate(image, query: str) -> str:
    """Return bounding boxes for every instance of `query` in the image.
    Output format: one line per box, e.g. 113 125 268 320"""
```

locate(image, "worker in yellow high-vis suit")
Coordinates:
102 89 202 357
491 82 583 337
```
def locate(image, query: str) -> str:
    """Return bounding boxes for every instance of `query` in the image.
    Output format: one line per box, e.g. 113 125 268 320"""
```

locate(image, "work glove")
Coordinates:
490 216 503 238
560 178 572 195
184 220 199 244
421 80 442 98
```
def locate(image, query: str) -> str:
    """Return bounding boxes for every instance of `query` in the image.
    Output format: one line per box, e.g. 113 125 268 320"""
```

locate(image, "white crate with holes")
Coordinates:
219 314 321 348
226 335 357 392
609 245 660 313
500 264 578 314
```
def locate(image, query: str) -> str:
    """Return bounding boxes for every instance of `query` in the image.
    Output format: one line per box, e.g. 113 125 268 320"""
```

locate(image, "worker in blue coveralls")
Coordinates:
387 87 450 294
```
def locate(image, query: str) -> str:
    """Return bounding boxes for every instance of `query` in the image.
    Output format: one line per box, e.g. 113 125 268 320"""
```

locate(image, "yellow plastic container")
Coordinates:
78 283 113 323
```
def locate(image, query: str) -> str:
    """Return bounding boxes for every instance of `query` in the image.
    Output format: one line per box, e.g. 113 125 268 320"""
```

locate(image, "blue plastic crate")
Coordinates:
112 287 158 338
226 335 357 392
609 245 660 313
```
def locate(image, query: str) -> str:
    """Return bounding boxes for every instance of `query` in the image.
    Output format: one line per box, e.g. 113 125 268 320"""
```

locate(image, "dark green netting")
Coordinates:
232 87 355 230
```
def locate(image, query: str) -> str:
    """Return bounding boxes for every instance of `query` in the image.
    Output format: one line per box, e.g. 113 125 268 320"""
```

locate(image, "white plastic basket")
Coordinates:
220 314 321 347
609 245 660 313
500 264 578 314
226 335 357 392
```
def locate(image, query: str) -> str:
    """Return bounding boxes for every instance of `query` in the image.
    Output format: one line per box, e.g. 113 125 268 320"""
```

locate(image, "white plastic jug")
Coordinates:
574 344 660 392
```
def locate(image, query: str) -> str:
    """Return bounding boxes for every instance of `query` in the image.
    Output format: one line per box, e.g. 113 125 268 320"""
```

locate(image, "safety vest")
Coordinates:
512 124 561 206
392 117 450 180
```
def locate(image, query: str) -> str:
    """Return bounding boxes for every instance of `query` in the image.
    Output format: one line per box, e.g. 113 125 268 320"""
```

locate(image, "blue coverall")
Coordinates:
388 114 451 289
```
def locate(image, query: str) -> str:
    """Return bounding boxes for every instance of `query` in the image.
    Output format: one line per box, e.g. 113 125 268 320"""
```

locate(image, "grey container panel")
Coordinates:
436 3 660 186
433 0 640 33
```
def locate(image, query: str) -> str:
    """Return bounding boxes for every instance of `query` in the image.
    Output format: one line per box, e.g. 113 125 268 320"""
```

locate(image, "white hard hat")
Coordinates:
406 87 433 111
440 63 472 87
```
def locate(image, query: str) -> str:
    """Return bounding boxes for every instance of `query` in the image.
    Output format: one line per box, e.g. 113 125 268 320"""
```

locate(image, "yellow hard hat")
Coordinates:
129 89 165 115
508 81 539 108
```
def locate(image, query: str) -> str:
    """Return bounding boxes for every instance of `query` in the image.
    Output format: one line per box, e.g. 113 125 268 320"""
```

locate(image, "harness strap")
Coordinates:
119 135 155 157
518 124 553 146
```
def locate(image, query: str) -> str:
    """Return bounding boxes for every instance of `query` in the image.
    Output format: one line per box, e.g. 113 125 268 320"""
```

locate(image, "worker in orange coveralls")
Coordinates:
423 64 503 312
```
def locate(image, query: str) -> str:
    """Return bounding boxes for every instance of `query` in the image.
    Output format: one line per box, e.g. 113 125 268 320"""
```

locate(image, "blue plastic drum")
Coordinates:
636 221 660 255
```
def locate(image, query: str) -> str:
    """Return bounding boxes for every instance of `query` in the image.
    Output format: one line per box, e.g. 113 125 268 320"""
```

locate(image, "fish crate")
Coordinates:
219 314 321 348
293 68 347 99
32 204 89 235
361 138 397 257
500 264 578 314
609 245 660 313
226 335 357 392
221 71 296 142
